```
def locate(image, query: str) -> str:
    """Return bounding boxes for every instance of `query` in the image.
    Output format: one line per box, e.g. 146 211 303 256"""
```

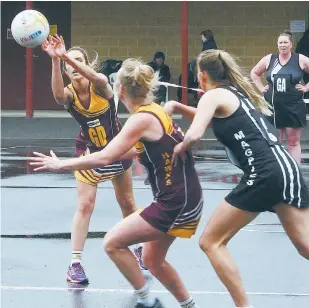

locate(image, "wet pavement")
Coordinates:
1 131 309 307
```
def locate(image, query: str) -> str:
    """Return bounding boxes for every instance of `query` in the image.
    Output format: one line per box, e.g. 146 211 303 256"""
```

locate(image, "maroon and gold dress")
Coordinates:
135 103 203 238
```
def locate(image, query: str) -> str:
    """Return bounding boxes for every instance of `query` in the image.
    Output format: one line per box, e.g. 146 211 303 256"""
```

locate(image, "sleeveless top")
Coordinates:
66 83 122 153
135 103 201 204
212 85 281 185
264 53 304 105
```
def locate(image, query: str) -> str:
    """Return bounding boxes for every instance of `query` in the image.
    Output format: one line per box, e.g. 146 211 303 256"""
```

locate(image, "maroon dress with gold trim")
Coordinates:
135 103 203 238
66 83 132 185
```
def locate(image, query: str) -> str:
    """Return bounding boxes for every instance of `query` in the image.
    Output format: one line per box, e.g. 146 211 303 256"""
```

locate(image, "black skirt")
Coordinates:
266 99 307 129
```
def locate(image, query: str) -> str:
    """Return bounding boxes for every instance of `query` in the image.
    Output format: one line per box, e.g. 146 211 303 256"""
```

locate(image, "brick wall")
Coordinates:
71 1 308 98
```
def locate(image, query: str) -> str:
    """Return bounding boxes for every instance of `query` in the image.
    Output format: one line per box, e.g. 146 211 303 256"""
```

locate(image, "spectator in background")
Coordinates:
98 59 123 82
148 51 171 104
296 29 309 99
201 30 217 51
177 60 200 107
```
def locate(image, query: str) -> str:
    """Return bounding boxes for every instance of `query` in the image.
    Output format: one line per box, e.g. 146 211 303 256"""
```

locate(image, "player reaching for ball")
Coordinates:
41 35 148 284
30 58 203 308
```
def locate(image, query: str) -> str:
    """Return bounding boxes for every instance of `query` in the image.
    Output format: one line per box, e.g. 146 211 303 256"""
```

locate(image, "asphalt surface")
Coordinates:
1 118 309 308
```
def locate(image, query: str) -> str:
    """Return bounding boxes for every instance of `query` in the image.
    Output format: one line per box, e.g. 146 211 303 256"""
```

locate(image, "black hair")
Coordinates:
201 30 214 40
153 51 165 61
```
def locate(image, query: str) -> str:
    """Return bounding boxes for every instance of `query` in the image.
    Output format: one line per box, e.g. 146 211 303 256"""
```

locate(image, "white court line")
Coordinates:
241 229 285 233
1 286 308 297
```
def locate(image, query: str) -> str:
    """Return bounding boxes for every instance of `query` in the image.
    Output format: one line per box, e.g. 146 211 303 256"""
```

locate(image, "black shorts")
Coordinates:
225 162 309 213
267 99 307 129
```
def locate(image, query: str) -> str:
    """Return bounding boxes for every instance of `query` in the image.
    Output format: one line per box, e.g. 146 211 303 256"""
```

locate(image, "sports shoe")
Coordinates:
133 246 148 271
66 262 89 284
135 298 164 308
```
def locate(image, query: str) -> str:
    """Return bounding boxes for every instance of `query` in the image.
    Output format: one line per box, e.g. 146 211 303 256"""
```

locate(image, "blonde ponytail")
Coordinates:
197 50 272 116
219 51 272 116
118 58 159 102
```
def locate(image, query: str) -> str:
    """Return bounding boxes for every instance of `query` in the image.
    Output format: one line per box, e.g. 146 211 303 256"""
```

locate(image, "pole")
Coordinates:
181 1 188 105
26 0 33 118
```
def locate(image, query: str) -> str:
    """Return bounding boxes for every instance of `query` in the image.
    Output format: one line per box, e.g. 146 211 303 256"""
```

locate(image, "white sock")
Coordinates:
135 283 156 307
179 296 199 308
71 250 82 265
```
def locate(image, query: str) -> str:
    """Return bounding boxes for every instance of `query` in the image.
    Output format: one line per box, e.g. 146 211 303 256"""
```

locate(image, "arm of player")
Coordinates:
298 54 309 92
164 101 197 120
182 91 218 148
51 57 72 105
62 53 113 99
53 35 113 99
42 38 72 106
250 54 271 93
118 147 138 160
172 91 219 165
29 114 150 172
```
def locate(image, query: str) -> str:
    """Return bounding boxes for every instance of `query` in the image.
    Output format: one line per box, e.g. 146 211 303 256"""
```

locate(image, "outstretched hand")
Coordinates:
52 34 67 59
29 150 62 172
41 35 58 58
41 34 67 59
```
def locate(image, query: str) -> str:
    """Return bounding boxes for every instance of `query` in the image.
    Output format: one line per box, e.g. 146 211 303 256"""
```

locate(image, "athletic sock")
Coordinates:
135 283 156 307
179 296 199 308
71 250 82 265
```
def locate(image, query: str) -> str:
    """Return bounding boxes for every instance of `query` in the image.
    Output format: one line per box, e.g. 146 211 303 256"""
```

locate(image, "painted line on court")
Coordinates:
1 227 286 239
1 286 308 297
241 229 285 233
1 137 218 142
0 186 234 191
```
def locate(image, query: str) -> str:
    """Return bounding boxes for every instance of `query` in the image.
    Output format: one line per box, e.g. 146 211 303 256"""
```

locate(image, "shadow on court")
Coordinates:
1 137 309 308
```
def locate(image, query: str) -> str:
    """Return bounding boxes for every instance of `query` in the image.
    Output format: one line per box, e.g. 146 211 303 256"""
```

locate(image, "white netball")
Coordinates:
11 10 50 48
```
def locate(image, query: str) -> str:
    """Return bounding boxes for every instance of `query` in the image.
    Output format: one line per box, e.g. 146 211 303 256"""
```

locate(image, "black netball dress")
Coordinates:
264 53 306 128
212 85 309 212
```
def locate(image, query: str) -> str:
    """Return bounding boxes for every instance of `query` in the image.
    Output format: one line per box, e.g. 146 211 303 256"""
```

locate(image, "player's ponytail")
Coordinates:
118 58 159 103
197 50 272 116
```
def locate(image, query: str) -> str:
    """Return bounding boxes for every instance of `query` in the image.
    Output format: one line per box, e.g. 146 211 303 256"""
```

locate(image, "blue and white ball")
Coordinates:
11 10 50 48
